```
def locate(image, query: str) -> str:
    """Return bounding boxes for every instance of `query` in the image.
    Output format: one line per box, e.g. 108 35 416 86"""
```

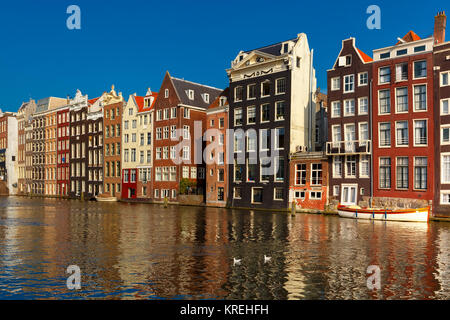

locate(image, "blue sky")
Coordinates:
0 0 447 112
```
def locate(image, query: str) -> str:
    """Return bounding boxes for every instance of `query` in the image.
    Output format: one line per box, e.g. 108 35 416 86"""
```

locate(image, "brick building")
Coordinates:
227 33 316 210
372 31 435 208
102 86 124 199
289 151 328 212
433 12 450 215
57 105 70 196
326 38 373 207
152 72 222 203
45 109 58 196
121 89 157 200
205 88 229 207
17 99 36 195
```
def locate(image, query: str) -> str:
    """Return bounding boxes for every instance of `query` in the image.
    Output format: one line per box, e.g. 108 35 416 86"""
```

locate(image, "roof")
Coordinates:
396 30 421 45
171 76 222 109
356 48 373 62
136 92 158 113
243 38 298 56
88 97 100 105
207 88 229 110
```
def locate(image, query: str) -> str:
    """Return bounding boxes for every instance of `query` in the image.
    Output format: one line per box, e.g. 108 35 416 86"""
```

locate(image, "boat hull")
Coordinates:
95 196 118 202
337 206 429 223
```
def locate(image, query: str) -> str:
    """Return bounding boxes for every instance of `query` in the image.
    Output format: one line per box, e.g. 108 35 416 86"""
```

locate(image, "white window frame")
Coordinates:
441 71 450 87
441 125 450 145
331 77 340 91
413 60 427 80
379 66 391 84
413 119 428 147
343 74 355 93
378 89 391 115
413 84 427 112
331 101 341 118
441 152 450 184
378 122 391 148
359 155 370 178
440 190 450 205
441 98 450 116
358 72 368 86
358 97 368 115
395 120 409 147
343 99 355 117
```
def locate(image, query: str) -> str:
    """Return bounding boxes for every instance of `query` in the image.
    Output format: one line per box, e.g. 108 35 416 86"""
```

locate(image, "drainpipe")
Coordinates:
308 49 314 152
369 79 373 206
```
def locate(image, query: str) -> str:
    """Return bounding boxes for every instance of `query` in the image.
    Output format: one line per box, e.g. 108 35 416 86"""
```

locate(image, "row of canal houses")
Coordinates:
1 12 449 215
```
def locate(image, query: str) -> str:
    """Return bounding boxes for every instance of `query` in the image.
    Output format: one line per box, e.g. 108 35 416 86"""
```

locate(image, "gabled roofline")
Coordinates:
329 37 373 72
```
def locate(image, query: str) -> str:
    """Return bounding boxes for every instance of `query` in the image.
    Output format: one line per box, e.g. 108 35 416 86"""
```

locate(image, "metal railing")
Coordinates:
326 140 371 155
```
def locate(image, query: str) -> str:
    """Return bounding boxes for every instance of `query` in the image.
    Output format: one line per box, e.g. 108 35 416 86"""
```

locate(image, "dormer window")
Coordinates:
187 90 194 100
239 55 243 61
202 93 210 104
219 97 227 107
338 55 352 67
165 89 169 98
257 57 265 63
283 43 289 53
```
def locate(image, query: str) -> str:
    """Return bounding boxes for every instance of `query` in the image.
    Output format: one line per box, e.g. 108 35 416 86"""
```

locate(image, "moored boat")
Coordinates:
95 195 118 202
337 205 430 223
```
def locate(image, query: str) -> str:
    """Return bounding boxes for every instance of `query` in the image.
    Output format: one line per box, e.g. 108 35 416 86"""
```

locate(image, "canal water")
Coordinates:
0 196 449 300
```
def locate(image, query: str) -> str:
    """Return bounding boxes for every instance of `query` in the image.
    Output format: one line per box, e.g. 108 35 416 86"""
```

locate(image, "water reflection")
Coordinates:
0 197 449 299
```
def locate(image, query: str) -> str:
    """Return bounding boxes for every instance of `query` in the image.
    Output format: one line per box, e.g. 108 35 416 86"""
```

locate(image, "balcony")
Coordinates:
326 140 371 155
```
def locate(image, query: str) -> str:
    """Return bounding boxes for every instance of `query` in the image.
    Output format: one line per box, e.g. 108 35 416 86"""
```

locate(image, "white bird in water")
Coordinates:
264 255 271 263
233 258 241 266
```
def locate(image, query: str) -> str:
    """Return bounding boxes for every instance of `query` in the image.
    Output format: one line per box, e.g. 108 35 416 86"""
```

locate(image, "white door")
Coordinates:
341 184 357 205
344 124 356 153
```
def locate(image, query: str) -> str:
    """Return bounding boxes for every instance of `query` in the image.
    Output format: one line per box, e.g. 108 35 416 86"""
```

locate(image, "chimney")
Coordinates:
434 11 447 44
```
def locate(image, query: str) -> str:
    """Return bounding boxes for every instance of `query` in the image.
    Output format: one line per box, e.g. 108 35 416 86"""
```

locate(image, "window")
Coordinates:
234 187 242 199
234 161 243 182
441 154 450 184
441 99 450 115
276 78 286 94
218 187 224 201
234 108 243 126
414 45 426 53
183 125 190 139
311 163 322 185
397 49 407 56
275 156 284 182
274 188 284 201
247 106 256 124
358 97 368 115
333 185 340 197
395 87 408 113
379 67 391 84
234 132 244 153
379 122 391 147
359 123 368 146
170 146 176 159
156 147 161 160
170 125 177 139
182 146 190 160
275 128 284 150
396 63 408 81
414 85 427 111
190 167 197 179
345 155 356 178
275 101 286 120
247 84 256 99
182 166 189 178
219 118 224 128
413 60 427 79
442 125 450 144
331 101 341 118
360 155 370 178
380 52 390 59
332 125 341 148
295 164 306 185
260 129 270 151
156 127 162 140
331 77 340 91
261 81 270 97
441 71 450 87
164 89 169 98
414 157 427 190
358 72 368 86
235 86 243 101
396 121 408 146
155 168 162 181
261 104 270 122
396 157 409 189
310 191 322 200
344 99 355 116
379 157 391 189
247 134 257 152
379 89 391 114
187 90 194 100
218 169 224 182
252 188 263 204
414 120 427 146
247 162 257 182
294 191 305 199
343 75 354 93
